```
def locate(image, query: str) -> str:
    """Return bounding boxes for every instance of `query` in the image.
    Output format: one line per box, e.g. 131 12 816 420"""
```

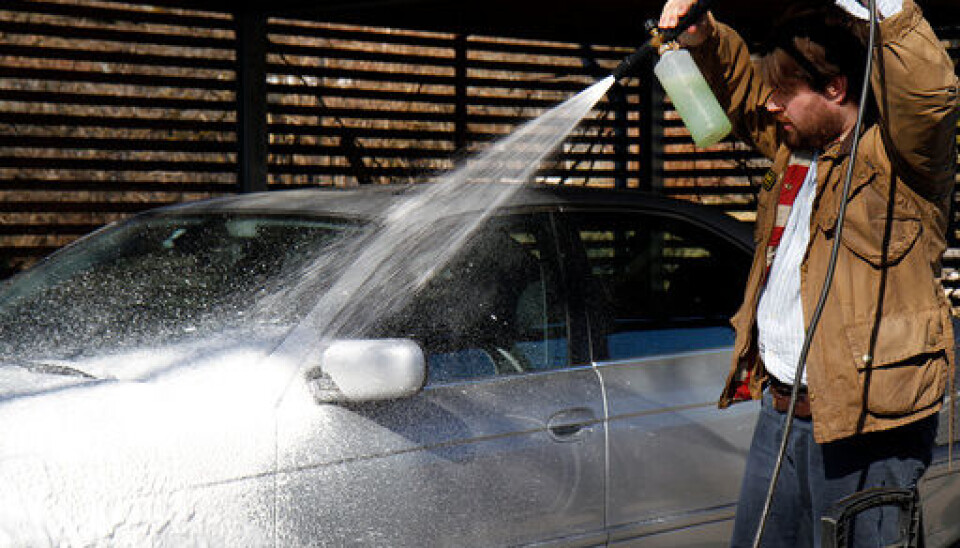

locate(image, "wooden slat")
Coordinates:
0 179 234 192
0 135 234 153
0 20 233 50
266 83 638 111
265 62 452 86
1 0 234 30
0 89 234 113
1 112 236 132
267 21 454 49
463 57 611 76
269 142 629 157
266 123 632 146
0 44 236 71
661 186 760 196
267 163 435 177
264 62 607 92
267 161 630 178
660 150 763 162
268 42 455 68
268 103 453 122
467 39 629 59
267 105 627 128
267 123 453 141
0 157 235 173
0 66 235 90
270 143 451 158
658 167 768 178
272 42 615 78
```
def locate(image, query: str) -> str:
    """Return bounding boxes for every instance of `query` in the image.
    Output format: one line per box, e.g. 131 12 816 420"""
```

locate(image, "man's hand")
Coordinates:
658 0 714 48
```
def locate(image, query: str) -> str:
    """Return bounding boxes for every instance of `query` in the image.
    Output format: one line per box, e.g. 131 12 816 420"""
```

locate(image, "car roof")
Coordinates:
149 184 753 249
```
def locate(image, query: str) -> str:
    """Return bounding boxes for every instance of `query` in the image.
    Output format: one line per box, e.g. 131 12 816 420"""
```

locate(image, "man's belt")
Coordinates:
769 377 812 419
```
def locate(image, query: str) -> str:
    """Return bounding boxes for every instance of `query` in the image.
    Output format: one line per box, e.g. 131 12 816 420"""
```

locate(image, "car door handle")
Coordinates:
547 407 597 442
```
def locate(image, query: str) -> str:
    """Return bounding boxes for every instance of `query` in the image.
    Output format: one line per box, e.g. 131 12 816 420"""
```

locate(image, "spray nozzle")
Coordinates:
611 34 656 81
646 19 664 47
610 0 716 81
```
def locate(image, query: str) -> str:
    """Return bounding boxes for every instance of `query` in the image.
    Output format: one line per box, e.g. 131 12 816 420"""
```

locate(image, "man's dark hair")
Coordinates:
758 4 870 102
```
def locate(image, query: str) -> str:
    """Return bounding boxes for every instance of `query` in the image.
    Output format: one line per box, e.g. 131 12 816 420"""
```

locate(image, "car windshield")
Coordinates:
0 213 365 368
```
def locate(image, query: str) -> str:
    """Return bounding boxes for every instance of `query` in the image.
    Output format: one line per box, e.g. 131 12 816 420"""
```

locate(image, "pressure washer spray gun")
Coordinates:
612 0 731 147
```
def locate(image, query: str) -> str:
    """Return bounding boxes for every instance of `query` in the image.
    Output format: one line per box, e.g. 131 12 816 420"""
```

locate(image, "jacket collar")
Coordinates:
821 127 857 160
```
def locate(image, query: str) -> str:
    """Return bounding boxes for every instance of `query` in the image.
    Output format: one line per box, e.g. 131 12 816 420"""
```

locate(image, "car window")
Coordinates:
0 214 363 362
374 213 569 383
568 211 749 361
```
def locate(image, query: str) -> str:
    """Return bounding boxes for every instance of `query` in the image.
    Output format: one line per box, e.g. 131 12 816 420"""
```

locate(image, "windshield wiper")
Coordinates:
14 361 98 379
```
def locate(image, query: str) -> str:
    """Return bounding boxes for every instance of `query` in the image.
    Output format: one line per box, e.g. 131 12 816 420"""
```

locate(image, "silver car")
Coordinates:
0 185 957 546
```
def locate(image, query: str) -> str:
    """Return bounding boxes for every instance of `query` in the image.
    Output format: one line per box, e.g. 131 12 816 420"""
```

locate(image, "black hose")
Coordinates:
750 0 879 546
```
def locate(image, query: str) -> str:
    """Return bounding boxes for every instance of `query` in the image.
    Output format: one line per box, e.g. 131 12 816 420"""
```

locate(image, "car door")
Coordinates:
274 212 606 547
562 208 757 545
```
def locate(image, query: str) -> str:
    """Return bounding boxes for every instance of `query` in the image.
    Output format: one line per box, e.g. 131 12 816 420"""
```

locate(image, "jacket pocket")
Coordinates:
838 176 922 268
845 308 948 416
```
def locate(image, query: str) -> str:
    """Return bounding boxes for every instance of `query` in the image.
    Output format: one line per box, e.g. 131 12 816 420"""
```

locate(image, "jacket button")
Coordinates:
862 354 873 366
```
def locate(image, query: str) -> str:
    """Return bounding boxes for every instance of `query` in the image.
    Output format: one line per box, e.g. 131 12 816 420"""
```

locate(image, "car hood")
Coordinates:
0 332 301 546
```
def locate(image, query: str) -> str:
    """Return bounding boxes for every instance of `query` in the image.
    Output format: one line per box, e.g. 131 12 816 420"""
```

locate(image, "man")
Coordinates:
658 0 959 545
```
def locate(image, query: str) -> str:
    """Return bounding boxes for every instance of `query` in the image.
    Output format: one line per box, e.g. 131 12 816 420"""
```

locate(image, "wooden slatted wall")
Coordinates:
0 0 237 276
264 19 641 188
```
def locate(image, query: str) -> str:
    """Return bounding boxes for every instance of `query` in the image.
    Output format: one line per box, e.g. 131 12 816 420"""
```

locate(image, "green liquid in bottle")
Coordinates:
654 49 732 148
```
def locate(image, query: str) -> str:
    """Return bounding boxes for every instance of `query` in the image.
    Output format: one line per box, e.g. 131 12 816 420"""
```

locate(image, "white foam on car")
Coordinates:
0 336 290 546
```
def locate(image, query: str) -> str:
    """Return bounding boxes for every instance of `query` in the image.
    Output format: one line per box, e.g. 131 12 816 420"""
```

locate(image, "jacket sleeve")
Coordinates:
688 21 781 160
869 0 959 200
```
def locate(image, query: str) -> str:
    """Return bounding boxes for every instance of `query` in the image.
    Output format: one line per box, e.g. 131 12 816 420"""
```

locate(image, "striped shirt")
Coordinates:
757 152 817 386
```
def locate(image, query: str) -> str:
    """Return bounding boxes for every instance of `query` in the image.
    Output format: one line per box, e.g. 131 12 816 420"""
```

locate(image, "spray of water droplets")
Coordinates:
269 76 617 362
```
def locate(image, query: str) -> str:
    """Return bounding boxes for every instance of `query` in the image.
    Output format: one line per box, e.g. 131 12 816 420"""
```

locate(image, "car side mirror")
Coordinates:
306 339 426 403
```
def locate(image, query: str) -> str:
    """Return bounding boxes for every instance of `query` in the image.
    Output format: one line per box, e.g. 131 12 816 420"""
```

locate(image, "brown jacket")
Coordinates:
691 1 959 443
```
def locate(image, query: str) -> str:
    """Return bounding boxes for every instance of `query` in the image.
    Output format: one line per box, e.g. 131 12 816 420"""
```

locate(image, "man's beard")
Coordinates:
783 125 833 149
781 109 847 150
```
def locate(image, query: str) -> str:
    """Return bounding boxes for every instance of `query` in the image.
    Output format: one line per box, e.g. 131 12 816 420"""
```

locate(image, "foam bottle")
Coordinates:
653 43 731 147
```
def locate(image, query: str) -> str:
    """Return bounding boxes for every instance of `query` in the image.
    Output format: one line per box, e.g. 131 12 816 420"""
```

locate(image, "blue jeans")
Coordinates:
730 390 936 547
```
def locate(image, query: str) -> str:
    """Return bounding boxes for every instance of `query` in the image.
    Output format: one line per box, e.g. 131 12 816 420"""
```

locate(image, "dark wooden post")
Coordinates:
638 56 664 191
608 82 628 189
454 34 468 154
235 9 269 193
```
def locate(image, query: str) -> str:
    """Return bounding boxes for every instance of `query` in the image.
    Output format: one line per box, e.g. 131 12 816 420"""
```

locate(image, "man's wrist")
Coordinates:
679 12 718 49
